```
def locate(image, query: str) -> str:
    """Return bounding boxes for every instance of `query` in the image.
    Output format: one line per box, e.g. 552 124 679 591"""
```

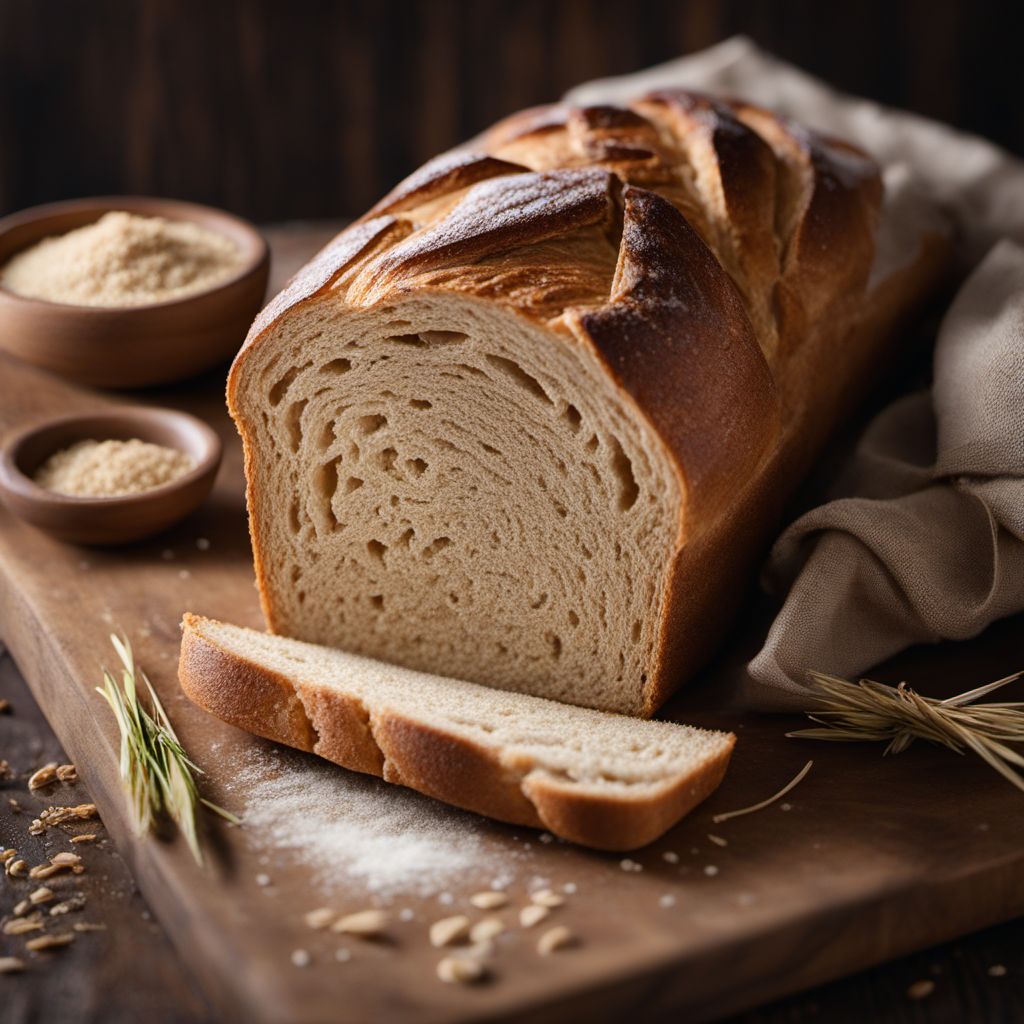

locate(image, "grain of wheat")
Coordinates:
437 956 486 984
3 916 43 936
331 909 388 938
469 891 508 910
29 886 55 905
519 904 550 928
469 916 506 943
25 932 75 952
537 925 575 955
530 888 564 908
430 915 471 947
0 957 25 973
27 763 58 790
303 908 336 930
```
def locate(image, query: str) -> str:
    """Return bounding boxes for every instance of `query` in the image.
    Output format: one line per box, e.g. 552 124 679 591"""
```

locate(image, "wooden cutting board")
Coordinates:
1 225 1022 1024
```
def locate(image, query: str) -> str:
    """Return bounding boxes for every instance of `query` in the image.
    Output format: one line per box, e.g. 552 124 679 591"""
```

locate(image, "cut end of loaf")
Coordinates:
179 614 736 850
230 293 683 716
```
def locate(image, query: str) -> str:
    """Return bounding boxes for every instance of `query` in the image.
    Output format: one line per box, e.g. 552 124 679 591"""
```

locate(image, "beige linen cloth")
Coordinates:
568 38 1024 711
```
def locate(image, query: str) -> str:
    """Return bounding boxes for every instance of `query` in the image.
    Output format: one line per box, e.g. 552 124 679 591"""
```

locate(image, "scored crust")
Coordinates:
225 89 944 717
178 614 735 850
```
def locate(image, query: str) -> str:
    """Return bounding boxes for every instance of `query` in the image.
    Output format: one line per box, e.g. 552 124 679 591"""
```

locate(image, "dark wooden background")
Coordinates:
0 0 1021 223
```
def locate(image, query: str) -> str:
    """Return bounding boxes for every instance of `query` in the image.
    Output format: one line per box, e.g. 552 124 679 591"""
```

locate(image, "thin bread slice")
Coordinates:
179 613 735 850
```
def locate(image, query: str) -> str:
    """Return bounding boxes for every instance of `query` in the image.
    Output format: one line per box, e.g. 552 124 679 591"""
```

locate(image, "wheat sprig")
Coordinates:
789 669 1024 792
96 634 240 864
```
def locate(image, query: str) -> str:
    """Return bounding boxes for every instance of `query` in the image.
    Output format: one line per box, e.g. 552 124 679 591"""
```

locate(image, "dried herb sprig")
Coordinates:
96 634 239 864
789 669 1024 792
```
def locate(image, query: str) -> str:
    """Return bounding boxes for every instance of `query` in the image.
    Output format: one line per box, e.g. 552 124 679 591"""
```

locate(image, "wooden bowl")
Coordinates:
0 197 269 389
0 407 222 545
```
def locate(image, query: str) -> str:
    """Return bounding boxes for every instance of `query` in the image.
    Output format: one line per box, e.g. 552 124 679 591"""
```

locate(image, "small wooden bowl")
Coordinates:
0 197 269 389
0 407 222 545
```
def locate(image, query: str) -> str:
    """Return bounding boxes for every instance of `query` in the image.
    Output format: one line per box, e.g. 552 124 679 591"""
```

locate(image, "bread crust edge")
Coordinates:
178 614 735 851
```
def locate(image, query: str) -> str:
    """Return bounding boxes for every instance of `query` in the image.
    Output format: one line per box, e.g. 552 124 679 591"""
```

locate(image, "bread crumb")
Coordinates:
704 865 719 877
562 882 578 895
398 908 415 922
707 834 728 847
255 873 271 887
335 948 351 963
988 964 1007 977
619 858 643 873
290 949 311 968
659 894 676 908
196 537 211 551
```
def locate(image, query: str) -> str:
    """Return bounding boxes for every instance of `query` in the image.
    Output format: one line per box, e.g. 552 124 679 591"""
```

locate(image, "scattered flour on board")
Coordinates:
228 745 517 898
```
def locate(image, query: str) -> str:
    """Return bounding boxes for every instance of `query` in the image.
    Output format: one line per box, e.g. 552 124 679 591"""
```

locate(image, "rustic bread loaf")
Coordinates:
228 90 945 717
178 614 735 850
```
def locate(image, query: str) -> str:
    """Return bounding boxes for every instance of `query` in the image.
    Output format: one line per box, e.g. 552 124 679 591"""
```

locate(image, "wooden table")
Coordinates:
1 223 1023 1023
3 647 1023 1023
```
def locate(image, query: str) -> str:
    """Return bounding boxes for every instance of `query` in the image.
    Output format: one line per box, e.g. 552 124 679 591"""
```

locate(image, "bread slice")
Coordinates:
226 91 946 718
179 613 735 850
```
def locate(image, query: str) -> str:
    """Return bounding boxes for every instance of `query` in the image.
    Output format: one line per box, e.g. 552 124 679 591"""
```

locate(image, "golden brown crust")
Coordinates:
227 89 947 716
577 184 779 526
177 615 735 851
178 613 317 752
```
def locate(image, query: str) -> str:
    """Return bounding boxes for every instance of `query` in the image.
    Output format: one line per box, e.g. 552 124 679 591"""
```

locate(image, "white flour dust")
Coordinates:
228 745 516 898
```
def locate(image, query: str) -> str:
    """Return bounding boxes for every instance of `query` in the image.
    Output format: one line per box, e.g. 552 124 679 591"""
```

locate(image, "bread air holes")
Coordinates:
423 536 451 559
367 539 387 563
545 632 563 659
284 399 307 452
409 398 432 410
608 436 639 511
369 594 384 610
387 330 467 348
484 354 553 404
267 361 312 406
314 459 345 531
405 457 428 478
562 403 582 433
320 357 352 374
357 413 387 435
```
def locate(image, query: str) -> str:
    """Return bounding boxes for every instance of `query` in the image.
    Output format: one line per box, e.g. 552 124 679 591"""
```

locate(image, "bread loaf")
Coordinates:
178 614 735 850
228 91 945 717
